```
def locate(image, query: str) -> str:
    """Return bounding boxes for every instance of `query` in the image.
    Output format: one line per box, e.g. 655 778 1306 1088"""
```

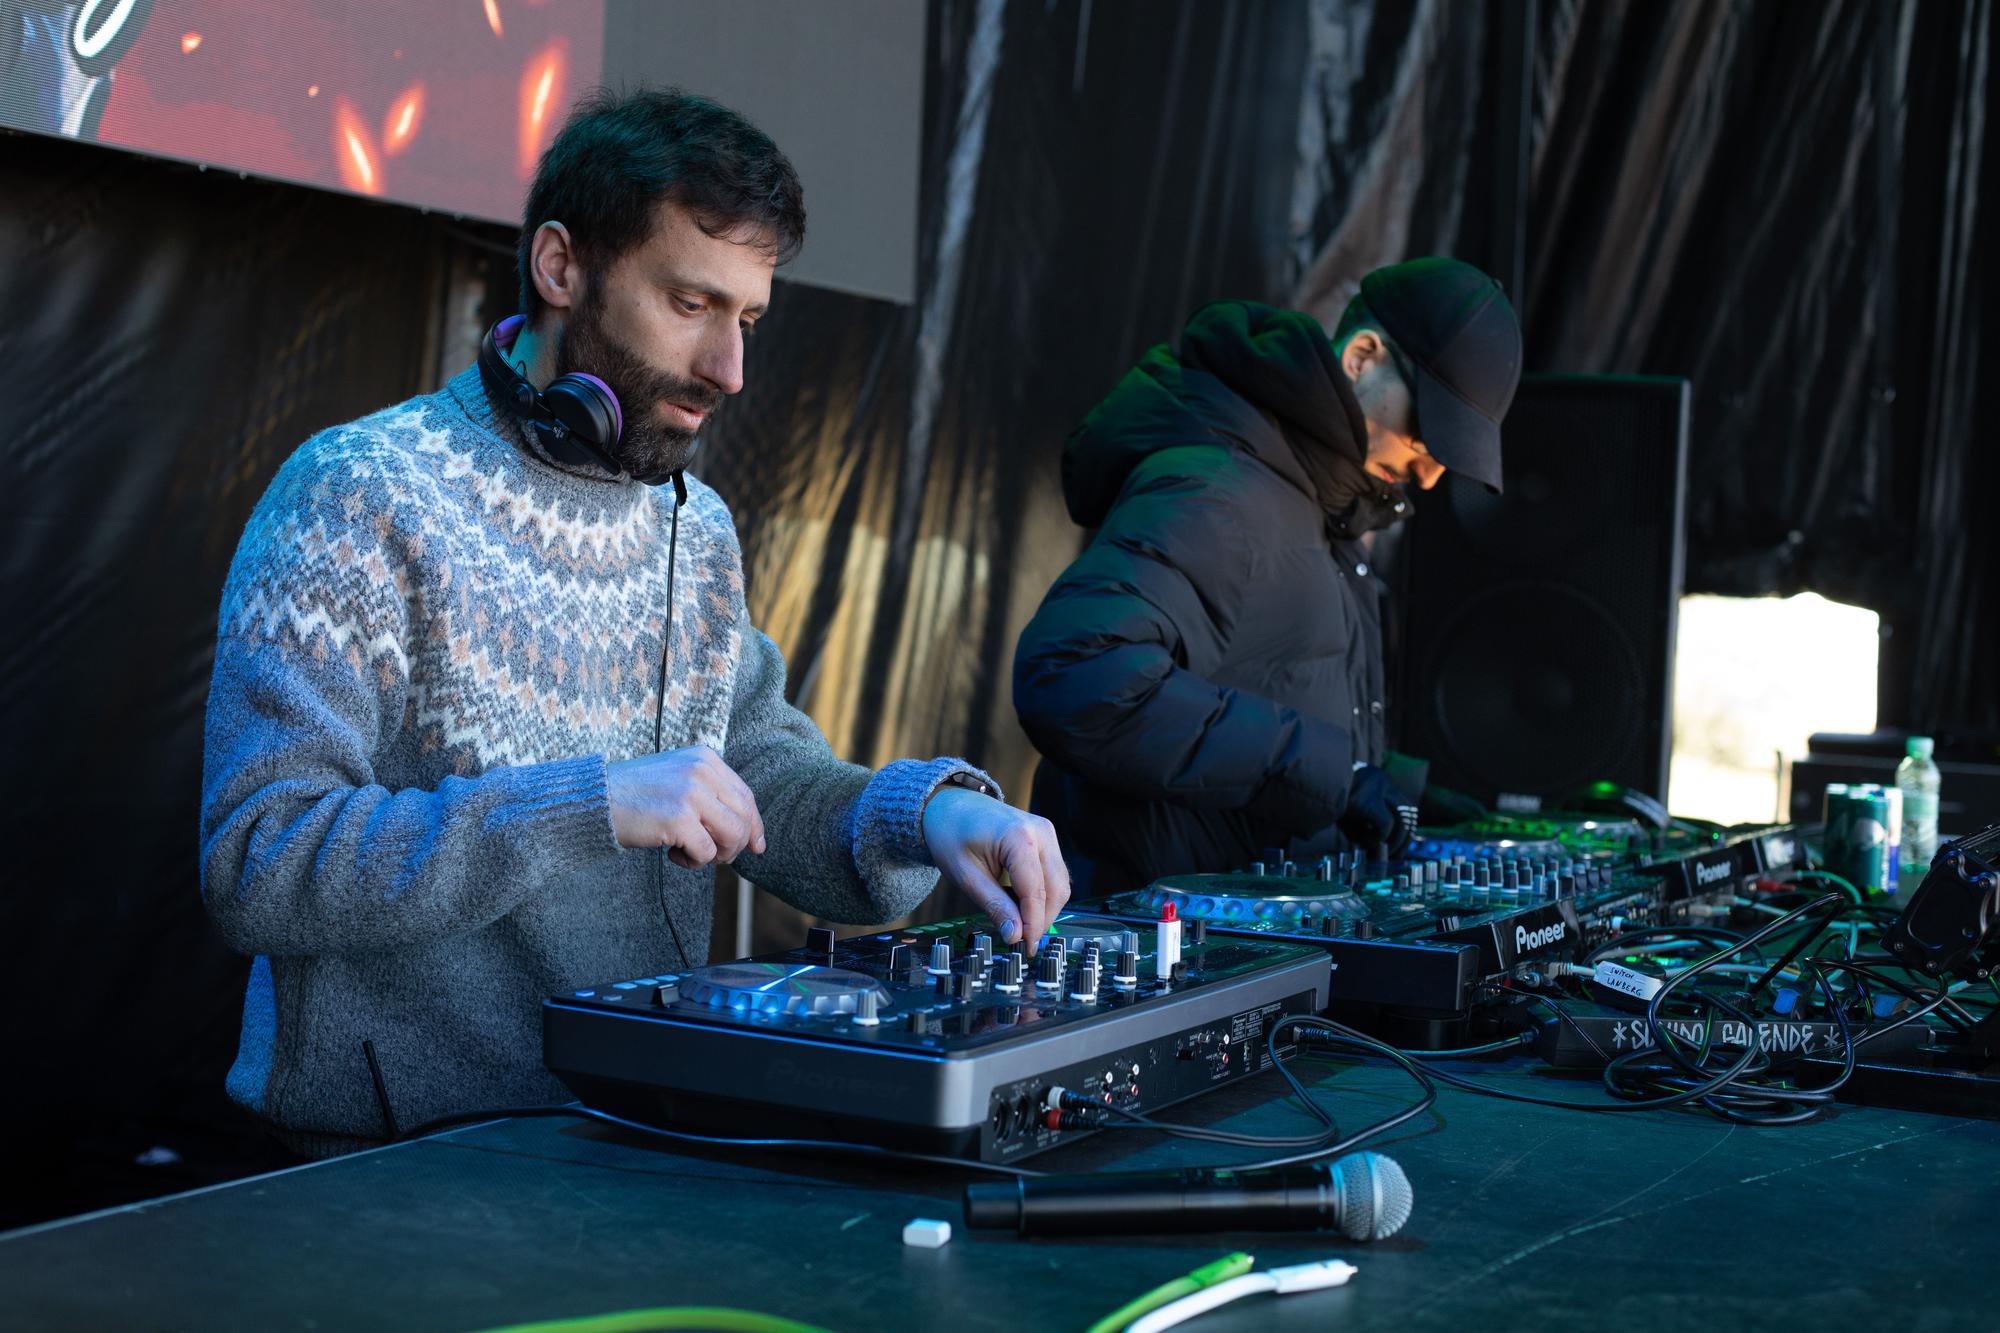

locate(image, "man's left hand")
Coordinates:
922 787 1071 952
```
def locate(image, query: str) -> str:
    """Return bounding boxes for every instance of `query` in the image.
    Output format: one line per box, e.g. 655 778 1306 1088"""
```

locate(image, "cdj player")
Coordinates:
1086 821 1803 1046
545 913 1330 1164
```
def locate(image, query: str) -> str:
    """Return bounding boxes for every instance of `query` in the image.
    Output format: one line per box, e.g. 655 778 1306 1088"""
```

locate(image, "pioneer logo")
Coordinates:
765 1059 893 1101
1515 920 1566 952
1695 859 1733 887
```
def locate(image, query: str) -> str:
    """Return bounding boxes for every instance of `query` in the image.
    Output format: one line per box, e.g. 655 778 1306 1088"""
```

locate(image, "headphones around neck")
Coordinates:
477 314 680 490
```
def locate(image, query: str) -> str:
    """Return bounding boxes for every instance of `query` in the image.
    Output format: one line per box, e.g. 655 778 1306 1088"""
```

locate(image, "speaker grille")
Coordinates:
1397 375 1689 804
1424 581 1646 796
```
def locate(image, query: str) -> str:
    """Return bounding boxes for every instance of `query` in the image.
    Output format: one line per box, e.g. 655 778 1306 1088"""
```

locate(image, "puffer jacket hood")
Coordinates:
1061 300 1370 527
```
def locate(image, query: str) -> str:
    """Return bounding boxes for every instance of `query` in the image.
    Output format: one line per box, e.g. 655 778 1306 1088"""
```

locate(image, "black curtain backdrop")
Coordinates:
0 0 1990 1223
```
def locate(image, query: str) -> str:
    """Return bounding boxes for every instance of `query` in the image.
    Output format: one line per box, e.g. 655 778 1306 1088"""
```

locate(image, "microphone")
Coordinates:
963 1152 1412 1239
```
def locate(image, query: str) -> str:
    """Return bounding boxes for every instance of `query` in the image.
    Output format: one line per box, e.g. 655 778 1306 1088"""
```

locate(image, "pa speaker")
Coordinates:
1396 374 1689 807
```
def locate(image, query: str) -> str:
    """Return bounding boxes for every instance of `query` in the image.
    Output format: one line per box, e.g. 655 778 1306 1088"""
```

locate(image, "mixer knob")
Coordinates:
928 940 952 975
995 951 1026 991
805 925 836 962
954 968 976 1001
1355 921 1377 940
1280 859 1297 878
1559 873 1577 898
906 1011 928 1034
935 970 954 996
1070 962 1100 1001
1114 950 1139 987
1394 873 1411 895
1189 919 1207 946
1317 855 1335 882
971 932 994 964
1036 952 1063 988
886 942 909 975
1120 931 1140 955
652 981 679 1006
1321 913 1341 937
1249 861 1267 876
854 989 881 1026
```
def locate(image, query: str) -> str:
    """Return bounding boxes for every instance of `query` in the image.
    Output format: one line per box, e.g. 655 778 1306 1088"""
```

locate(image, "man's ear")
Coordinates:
528 221 583 314
1340 329 1387 383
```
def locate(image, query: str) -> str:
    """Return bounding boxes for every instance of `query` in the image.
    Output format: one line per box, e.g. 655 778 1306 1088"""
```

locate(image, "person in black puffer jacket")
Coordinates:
1013 258 1521 895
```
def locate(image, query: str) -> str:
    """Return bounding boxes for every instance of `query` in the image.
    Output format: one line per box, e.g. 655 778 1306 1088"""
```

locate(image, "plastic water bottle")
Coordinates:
1896 736 1941 879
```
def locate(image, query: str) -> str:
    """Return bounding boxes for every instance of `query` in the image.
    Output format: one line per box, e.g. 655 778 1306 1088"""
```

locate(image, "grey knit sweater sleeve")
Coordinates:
199 440 621 956
720 610 999 925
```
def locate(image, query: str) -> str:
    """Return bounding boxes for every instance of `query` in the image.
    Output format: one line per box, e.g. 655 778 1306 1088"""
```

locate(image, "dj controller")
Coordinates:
545 815 1816 1156
545 913 1329 1163
1093 817 1802 1045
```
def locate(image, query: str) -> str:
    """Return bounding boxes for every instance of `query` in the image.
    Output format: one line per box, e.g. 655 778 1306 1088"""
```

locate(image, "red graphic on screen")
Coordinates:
81 0 604 223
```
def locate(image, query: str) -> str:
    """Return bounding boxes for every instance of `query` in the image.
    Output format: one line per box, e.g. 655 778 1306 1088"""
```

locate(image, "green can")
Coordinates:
1828 784 1902 896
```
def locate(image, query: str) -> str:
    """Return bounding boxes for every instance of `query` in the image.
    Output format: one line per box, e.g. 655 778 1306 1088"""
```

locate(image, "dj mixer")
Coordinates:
1087 819 1804 1045
545 913 1330 1163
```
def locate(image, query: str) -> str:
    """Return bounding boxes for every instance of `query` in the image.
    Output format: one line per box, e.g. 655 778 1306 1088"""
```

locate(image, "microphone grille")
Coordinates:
1331 1151 1413 1240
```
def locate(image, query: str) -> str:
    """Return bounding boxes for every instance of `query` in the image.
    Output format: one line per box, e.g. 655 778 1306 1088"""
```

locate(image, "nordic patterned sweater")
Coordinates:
200 366 991 1156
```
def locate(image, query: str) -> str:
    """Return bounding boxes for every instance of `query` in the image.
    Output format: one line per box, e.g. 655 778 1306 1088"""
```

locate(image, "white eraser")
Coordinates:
902 1218 952 1248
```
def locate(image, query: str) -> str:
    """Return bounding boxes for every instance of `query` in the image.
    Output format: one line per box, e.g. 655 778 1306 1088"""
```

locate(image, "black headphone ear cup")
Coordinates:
542 375 623 451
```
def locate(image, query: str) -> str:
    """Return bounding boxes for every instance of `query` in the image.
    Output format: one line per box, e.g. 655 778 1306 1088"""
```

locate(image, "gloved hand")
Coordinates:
1339 764 1418 859
1419 782 1488 828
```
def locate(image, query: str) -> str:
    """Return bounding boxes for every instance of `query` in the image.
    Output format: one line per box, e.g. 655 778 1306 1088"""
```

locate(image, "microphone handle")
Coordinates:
964 1165 1337 1237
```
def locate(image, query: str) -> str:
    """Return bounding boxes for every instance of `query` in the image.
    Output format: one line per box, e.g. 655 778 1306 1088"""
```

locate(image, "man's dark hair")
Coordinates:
517 87 806 321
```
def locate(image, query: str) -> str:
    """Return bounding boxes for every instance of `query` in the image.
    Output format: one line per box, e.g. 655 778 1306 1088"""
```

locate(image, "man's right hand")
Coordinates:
1337 764 1418 859
607 745 768 868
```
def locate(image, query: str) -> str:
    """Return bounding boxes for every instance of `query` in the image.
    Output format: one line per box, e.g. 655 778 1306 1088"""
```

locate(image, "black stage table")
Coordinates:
5 1055 1994 1332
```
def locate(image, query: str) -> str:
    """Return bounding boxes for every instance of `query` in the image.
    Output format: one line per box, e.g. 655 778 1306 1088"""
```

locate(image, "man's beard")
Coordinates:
557 291 724 480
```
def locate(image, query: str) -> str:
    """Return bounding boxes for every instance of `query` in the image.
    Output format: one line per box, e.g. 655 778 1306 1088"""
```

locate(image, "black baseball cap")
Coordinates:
1357 257 1521 493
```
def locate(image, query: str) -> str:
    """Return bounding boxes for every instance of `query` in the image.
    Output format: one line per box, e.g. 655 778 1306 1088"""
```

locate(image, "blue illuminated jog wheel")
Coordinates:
1047 915 1138 950
1134 875 1372 926
679 963 889 1016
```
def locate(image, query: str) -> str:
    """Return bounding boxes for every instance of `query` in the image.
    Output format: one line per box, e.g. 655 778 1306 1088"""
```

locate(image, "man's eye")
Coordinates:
740 322 757 339
677 299 702 314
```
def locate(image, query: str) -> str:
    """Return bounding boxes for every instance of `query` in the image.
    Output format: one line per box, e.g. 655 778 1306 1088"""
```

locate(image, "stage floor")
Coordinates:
5 1054 1993 1332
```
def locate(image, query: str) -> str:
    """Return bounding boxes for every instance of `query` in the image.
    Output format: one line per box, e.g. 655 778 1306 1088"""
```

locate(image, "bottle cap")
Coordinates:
1907 736 1934 759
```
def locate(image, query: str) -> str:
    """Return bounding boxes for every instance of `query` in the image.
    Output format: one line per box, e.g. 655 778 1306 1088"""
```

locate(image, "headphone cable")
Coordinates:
653 473 694 971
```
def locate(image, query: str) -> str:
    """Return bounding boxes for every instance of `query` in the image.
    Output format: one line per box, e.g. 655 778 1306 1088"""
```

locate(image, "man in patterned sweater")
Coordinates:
201 89 1069 1156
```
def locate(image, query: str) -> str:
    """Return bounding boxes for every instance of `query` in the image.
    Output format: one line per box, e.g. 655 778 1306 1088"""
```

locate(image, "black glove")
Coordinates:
1339 764 1419 859
1419 782 1488 828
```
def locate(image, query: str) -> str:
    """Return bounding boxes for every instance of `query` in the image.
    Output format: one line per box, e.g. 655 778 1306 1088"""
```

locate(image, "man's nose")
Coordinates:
693 326 745 397
1414 456 1446 490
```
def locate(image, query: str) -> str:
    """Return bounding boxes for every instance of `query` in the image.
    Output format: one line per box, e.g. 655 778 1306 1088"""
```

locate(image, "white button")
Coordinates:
1356 563 1369 576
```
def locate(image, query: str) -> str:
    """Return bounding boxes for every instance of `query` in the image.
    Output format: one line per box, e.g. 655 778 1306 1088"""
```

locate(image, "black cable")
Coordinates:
1522 991 1614 1063
1306 895 1875 1124
1746 894 1861 996
362 1038 400 1140
387 1014 1441 1182
395 1103 1048 1178
1192 1014 1439 1171
652 483 693 972
1404 1033 1537 1058
1586 925 1761 966
1813 959 1979 1032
